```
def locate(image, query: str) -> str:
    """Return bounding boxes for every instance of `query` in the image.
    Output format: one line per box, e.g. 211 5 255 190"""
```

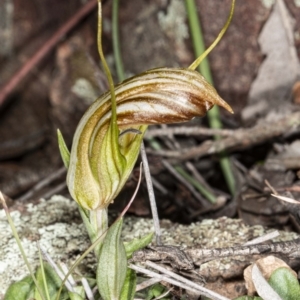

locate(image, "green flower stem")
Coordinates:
97 0 125 171
112 0 125 82
89 208 108 257
37 249 51 300
185 0 236 196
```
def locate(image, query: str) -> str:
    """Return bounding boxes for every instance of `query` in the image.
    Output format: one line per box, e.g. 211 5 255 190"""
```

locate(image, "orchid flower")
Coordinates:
59 67 232 211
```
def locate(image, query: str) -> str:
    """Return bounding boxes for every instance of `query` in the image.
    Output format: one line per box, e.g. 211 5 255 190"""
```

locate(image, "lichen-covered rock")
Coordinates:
1 195 299 299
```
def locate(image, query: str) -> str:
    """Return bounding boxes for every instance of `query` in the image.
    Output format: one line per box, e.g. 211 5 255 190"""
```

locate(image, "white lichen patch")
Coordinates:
0 196 91 298
157 0 188 42
261 0 275 8
157 0 190 62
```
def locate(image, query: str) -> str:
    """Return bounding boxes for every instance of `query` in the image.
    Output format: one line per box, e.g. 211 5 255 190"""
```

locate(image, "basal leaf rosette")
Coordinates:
67 67 233 210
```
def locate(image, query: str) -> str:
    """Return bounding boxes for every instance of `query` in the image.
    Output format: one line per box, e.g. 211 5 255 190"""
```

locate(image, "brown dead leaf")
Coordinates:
244 255 297 295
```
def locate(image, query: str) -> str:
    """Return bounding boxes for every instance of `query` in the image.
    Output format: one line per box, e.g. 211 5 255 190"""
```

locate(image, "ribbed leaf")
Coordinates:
4 276 34 300
268 267 300 300
97 218 127 300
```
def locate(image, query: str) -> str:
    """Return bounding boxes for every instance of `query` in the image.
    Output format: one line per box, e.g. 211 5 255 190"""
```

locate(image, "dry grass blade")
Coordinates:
252 264 283 300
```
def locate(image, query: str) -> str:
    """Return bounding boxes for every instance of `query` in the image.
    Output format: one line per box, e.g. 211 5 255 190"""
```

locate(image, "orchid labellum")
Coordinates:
59 67 233 211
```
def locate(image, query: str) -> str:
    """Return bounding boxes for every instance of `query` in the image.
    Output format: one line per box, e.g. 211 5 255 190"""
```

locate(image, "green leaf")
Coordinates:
4 276 34 300
69 292 85 300
146 284 167 300
120 268 136 300
268 267 300 300
57 129 70 169
34 263 68 300
124 232 154 258
97 218 127 300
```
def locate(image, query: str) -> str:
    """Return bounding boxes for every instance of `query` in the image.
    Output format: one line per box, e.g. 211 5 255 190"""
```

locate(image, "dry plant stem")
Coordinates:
148 111 300 161
0 0 98 107
162 160 208 207
146 126 234 138
141 142 161 245
129 264 229 300
17 167 66 201
40 182 67 200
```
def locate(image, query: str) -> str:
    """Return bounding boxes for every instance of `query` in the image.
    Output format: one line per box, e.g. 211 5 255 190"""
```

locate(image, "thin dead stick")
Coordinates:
140 142 161 245
162 160 208 207
185 161 215 195
17 167 66 201
40 182 67 200
0 0 98 107
135 277 162 292
81 277 95 300
186 238 300 264
61 262 94 300
153 288 173 300
147 111 300 161
129 264 229 300
133 238 300 267
265 179 300 205
151 176 168 195
60 263 76 286
39 244 74 292
243 231 280 246
146 126 234 138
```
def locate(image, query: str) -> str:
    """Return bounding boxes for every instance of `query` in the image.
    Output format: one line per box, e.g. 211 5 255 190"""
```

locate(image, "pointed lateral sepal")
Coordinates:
97 218 127 300
120 269 137 300
57 129 70 169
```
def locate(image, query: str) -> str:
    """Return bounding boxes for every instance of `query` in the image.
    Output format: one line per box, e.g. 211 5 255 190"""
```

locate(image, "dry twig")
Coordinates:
146 126 234 138
147 111 300 161
132 238 300 267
